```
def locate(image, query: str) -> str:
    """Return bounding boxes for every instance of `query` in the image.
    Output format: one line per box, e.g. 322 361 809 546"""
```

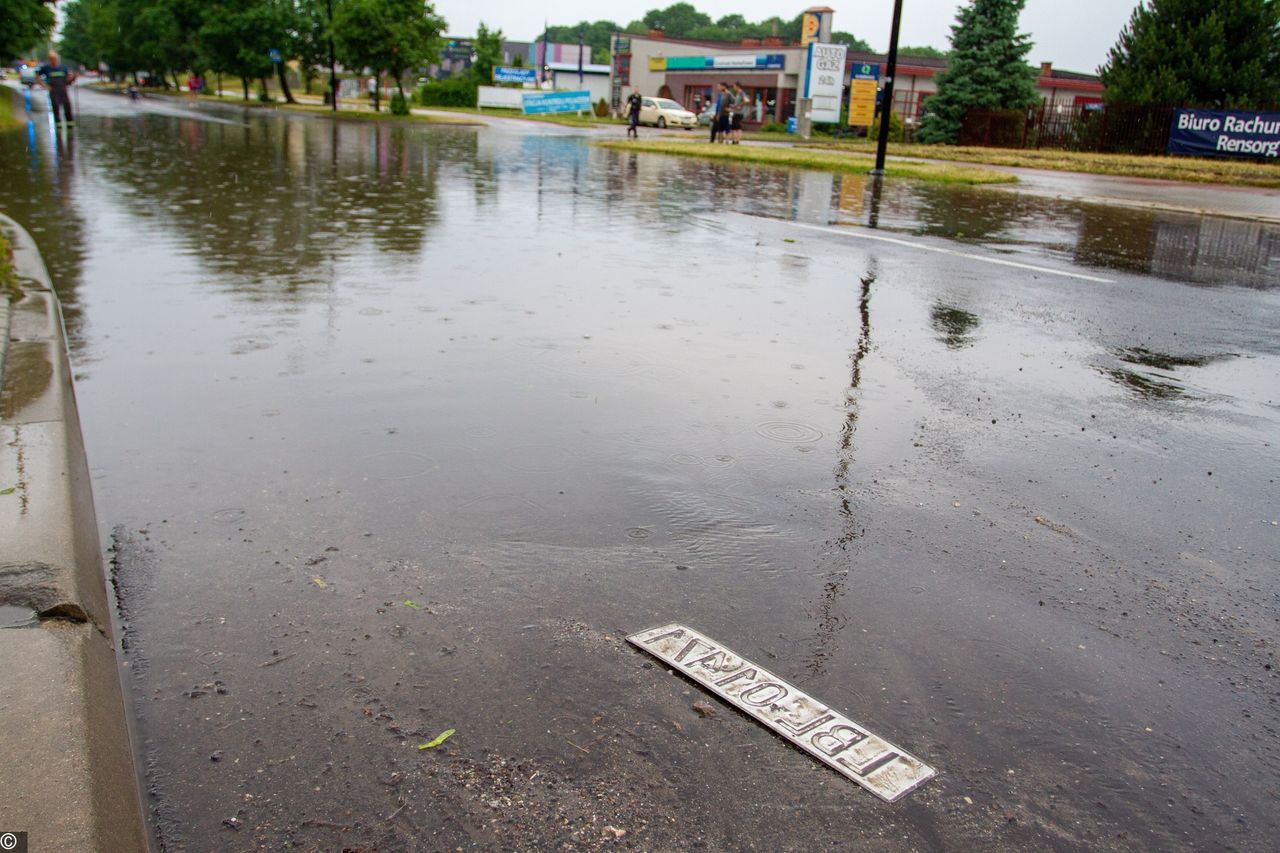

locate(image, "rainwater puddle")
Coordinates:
2 89 1278 852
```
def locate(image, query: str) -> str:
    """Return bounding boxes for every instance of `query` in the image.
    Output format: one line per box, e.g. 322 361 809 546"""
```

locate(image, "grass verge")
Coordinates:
0 230 18 299
424 105 627 128
0 88 23 132
800 140 1280 188
595 139 1016 185
92 85 484 125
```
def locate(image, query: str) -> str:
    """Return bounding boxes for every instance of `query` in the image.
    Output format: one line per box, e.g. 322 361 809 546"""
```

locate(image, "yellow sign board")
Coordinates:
801 12 822 47
847 79 877 126
648 56 667 71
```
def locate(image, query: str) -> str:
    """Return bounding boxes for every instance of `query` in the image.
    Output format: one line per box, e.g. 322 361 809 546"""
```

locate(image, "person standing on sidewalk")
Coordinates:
731 82 747 144
627 90 643 138
36 50 77 126
714 83 732 143
709 85 722 143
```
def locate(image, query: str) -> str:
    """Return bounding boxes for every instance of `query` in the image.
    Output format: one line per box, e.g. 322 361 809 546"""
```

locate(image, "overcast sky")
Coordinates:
437 0 1139 75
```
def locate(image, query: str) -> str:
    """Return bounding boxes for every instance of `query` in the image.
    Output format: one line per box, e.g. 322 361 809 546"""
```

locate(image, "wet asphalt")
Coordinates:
1 88 1279 851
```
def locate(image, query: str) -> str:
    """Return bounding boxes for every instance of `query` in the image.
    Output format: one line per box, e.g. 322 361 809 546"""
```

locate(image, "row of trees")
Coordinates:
56 0 450 105
918 0 1280 144
543 3 887 66
2 0 56 59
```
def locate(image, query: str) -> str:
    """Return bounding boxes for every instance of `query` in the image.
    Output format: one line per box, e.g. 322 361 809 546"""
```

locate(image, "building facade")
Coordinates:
612 28 1105 128
614 31 807 124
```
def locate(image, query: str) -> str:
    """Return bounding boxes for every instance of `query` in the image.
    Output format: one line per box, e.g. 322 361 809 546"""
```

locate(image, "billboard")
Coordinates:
522 90 593 115
847 62 880 126
804 43 847 124
1168 109 1280 158
477 86 524 109
493 66 537 85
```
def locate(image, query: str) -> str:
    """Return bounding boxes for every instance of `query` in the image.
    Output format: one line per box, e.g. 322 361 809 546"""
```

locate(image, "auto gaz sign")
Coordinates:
804 43 847 124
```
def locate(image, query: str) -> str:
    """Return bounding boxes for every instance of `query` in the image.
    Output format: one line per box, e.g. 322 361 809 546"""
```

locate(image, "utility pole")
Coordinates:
872 0 904 174
327 0 338 111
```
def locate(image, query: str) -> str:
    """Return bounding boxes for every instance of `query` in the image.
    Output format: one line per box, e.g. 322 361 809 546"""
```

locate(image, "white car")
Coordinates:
639 97 697 129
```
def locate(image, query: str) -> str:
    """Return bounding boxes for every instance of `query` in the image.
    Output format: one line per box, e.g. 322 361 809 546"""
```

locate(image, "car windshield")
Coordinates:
656 99 683 111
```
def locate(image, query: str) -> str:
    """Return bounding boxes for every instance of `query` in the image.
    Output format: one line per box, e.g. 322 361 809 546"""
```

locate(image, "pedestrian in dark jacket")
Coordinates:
37 50 76 126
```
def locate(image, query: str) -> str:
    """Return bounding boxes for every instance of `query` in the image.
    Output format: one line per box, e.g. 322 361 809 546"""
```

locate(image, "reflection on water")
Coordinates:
930 302 981 349
2 115 87 345
827 175 1280 289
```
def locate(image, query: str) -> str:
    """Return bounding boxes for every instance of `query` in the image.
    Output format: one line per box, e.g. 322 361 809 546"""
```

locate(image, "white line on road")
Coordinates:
781 220 1115 283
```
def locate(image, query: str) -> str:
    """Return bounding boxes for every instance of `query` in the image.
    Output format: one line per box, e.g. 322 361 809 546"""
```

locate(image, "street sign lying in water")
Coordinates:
628 623 936 802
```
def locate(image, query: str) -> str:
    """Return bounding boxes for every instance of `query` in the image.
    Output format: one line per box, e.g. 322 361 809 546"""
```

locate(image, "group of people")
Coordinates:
624 81 750 142
708 82 748 144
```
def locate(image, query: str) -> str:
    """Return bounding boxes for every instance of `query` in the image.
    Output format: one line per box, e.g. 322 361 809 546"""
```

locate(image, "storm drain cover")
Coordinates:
628 623 936 802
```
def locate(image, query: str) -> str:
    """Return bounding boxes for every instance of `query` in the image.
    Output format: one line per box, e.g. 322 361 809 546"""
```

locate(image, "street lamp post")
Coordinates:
327 0 338 111
873 0 904 174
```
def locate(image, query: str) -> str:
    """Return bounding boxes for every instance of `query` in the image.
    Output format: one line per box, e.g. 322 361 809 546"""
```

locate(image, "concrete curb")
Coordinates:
0 214 149 852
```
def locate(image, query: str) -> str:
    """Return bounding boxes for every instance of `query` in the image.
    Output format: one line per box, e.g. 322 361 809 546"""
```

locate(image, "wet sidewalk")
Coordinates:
977 163 1280 223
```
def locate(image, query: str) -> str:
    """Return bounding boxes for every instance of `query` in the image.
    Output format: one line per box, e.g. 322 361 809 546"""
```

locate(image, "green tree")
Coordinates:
296 0 335 96
899 45 949 59
470 21 502 84
627 3 712 37
2 0 55 59
1100 0 1280 106
334 0 445 109
200 0 292 99
831 31 872 52
917 0 1038 144
59 0 97 66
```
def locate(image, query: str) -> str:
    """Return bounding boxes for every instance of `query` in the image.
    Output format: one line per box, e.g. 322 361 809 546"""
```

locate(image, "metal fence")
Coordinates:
958 104 1183 155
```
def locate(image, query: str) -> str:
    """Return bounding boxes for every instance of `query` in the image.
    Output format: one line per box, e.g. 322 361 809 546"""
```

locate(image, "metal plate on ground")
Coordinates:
628 623 936 802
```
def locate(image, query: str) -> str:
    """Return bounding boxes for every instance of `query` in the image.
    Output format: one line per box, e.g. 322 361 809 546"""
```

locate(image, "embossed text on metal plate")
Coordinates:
627 623 936 802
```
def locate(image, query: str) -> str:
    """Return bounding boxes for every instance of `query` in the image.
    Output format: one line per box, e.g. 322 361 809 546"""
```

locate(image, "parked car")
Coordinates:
639 97 697 129
697 103 716 126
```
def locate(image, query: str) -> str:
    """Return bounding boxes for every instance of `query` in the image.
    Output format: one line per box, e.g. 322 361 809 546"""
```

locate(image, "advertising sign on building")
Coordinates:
847 62 880 126
522 89 593 115
1168 109 1280 159
493 66 538 85
801 10 824 47
648 54 786 72
804 43 847 124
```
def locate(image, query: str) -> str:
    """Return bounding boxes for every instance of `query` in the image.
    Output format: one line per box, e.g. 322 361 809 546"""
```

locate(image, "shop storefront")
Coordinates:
614 32 806 125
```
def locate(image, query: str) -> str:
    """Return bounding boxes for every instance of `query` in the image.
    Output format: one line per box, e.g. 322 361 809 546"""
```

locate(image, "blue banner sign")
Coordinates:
493 66 538 85
1169 109 1280 159
522 90 593 115
653 54 786 72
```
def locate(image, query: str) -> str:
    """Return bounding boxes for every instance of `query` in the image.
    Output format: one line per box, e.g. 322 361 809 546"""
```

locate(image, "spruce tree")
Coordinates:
917 0 1038 145
1100 0 1280 107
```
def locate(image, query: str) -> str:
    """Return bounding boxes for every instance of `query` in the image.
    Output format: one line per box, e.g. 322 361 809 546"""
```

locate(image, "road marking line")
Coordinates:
782 220 1115 283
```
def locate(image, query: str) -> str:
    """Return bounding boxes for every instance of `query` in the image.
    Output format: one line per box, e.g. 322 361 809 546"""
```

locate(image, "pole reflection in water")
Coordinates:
806 264 875 677
867 173 885 229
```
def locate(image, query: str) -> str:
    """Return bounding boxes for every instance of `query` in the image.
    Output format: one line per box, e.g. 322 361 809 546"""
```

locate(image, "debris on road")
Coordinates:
418 728 456 749
628 623 936 802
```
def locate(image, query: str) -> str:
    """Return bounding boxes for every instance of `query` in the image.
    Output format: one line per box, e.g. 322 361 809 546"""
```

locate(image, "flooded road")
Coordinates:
3 89 1280 851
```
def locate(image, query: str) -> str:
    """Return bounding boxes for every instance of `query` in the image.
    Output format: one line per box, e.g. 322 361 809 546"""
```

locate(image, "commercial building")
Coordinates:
611 18 1104 127
613 30 807 124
